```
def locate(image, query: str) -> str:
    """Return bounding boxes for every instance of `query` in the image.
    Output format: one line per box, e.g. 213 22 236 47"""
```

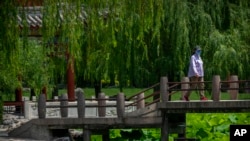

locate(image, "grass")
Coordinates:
1 87 250 101
55 87 250 102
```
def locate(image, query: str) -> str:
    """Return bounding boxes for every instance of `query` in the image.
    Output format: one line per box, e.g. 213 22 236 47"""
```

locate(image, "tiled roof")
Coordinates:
18 6 43 29
17 6 90 29
17 6 109 36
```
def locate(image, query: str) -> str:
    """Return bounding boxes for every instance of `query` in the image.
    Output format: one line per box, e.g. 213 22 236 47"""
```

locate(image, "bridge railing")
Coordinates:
37 90 134 119
126 83 160 109
124 75 250 110
36 75 250 119
163 75 250 102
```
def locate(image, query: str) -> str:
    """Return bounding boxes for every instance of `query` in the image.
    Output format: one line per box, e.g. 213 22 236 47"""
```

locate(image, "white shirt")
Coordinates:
188 54 204 77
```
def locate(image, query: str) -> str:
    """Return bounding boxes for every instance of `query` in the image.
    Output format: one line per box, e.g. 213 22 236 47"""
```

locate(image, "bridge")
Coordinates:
7 75 250 141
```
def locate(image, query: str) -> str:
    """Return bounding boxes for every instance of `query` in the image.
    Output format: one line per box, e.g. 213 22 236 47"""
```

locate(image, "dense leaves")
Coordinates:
186 113 250 140
108 114 250 141
0 0 250 93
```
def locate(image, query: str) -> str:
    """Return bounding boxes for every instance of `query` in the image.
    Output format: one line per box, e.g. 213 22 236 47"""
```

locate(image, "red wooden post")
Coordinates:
17 0 43 6
15 87 22 102
41 86 47 100
15 75 23 102
67 54 75 101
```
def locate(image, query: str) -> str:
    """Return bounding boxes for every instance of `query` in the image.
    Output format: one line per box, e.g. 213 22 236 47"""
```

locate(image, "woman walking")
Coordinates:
182 46 208 101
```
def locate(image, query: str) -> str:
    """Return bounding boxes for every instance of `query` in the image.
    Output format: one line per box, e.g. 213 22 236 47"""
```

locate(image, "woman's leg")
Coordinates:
198 77 208 100
185 76 198 97
197 77 205 97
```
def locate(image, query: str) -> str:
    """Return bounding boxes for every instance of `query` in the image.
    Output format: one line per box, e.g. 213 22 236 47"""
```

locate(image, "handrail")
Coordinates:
168 81 211 84
220 80 250 83
126 83 159 100
168 91 178 96
146 98 160 107
3 101 24 114
126 91 160 107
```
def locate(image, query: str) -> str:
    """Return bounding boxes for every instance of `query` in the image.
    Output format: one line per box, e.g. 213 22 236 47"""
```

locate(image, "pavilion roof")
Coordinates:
17 6 93 36
18 6 43 29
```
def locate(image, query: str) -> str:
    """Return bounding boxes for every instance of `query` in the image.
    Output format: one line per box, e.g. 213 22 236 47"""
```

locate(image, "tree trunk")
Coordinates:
94 79 102 98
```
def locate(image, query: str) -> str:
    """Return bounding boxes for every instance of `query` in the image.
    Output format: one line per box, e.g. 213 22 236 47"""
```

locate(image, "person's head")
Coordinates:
192 45 201 56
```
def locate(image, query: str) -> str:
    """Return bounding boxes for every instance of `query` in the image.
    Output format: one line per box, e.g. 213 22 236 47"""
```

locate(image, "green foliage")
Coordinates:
107 113 250 141
110 129 161 141
0 1 19 61
19 40 52 92
186 113 250 140
2 0 250 90
2 0 250 89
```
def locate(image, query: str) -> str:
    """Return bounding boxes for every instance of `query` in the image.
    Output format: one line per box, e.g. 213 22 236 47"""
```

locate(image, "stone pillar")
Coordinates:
117 92 125 118
98 92 106 117
212 75 221 101
24 100 30 119
181 77 189 100
38 94 46 119
137 93 145 109
60 94 68 118
160 77 169 102
229 75 239 100
77 89 85 118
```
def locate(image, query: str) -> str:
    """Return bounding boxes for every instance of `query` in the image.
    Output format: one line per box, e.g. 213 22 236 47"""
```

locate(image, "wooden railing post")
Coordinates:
181 77 189 100
38 94 46 119
98 92 106 117
160 76 169 102
212 75 221 101
60 94 68 117
229 75 239 100
117 92 125 118
137 93 145 109
76 89 85 118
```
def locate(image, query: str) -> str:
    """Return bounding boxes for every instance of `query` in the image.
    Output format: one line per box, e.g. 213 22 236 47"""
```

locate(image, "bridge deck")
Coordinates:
157 100 250 113
32 117 162 129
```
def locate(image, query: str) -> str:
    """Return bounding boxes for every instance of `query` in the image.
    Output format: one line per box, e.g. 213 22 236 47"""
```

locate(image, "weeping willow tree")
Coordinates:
79 0 249 86
204 0 250 81
0 0 21 103
40 0 250 92
1 0 250 99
